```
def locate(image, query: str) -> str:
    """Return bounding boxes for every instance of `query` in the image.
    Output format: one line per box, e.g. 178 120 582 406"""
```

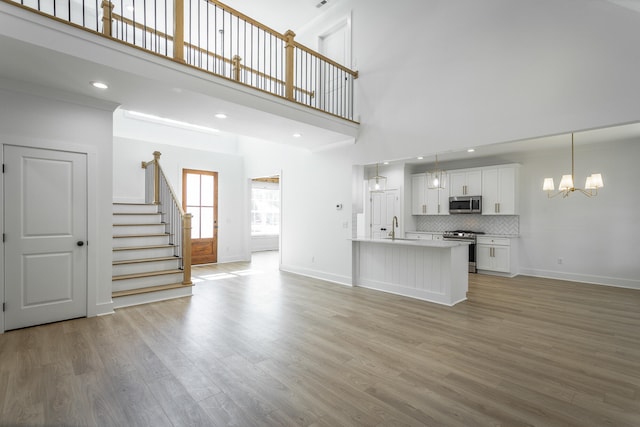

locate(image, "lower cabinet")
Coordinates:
405 232 432 240
477 236 517 276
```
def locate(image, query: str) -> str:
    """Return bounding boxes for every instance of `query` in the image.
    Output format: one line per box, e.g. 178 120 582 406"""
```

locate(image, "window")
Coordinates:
251 183 280 236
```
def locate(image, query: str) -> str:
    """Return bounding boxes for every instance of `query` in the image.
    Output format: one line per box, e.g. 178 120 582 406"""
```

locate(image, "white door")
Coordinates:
319 19 351 117
4 145 87 330
370 190 399 239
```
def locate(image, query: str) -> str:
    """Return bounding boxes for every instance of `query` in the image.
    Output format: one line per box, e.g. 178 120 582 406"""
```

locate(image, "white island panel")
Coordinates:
353 239 469 306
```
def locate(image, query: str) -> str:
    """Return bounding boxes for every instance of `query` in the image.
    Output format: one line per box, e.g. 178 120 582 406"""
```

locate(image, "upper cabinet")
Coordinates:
449 169 482 197
411 174 427 215
482 165 519 215
426 172 449 215
411 173 449 215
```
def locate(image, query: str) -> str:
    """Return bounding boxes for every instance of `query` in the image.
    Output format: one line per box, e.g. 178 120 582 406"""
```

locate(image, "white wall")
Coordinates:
299 0 640 163
0 79 117 329
239 136 355 285
517 139 640 288
113 137 249 263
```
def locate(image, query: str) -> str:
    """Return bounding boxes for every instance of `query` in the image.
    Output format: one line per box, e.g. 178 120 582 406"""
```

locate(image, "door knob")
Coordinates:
77 241 85 247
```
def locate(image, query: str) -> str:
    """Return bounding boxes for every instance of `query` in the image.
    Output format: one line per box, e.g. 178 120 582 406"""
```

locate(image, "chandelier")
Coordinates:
542 133 603 198
368 163 387 193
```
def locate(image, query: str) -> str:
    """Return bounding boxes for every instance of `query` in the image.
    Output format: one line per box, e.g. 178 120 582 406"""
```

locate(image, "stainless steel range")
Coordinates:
442 230 484 273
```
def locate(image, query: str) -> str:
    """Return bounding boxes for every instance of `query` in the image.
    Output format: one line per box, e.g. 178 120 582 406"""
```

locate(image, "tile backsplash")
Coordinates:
416 215 519 235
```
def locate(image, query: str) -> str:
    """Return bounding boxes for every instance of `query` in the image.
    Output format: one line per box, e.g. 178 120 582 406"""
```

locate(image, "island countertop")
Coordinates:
351 237 471 248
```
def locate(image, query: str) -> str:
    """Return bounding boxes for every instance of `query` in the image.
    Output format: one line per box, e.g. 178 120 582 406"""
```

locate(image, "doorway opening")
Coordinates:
182 168 218 265
250 175 280 255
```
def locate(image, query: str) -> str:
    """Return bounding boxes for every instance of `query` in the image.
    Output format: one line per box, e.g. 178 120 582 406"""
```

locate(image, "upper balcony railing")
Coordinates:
5 0 359 121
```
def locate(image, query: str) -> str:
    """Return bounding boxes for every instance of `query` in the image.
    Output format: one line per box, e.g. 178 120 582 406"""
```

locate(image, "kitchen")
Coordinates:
352 125 640 304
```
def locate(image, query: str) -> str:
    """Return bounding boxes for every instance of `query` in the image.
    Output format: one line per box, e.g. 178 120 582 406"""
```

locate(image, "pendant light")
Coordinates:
543 133 604 198
368 163 387 193
427 154 446 189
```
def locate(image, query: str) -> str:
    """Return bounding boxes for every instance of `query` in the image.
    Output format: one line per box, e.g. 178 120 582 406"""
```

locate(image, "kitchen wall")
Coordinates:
416 215 519 235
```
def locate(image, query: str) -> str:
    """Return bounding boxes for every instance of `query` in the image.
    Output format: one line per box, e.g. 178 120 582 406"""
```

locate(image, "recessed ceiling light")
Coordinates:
417 156 424 160
293 133 302 138
467 148 475 153
383 161 389 165
126 5 134 12
214 113 227 119
91 81 108 89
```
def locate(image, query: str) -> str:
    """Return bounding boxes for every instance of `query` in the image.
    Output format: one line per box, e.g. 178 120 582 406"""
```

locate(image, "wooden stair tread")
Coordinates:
113 256 180 266
113 212 161 215
113 244 175 251
113 203 156 205
112 283 193 298
113 223 167 226
113 269 183 281
113 233 170 238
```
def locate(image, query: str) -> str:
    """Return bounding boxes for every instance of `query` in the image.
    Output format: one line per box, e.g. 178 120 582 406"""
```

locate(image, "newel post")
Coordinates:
101 0 114 36
284 30 296 101
173 0 185 63
232 55 242 81
153 151 161 205
182 213 192 285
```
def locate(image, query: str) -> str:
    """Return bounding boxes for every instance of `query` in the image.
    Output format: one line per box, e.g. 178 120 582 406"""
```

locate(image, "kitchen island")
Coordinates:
352 238 470 306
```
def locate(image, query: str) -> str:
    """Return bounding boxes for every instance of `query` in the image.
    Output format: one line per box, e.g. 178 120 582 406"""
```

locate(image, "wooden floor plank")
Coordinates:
1 251 640 426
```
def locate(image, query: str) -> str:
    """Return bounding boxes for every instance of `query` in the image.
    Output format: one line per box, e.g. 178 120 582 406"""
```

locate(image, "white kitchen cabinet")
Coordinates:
411 174 427 215
412 173 449 215
425 173 449 215
405 232 432 240
449 169 482 197
477 236 517 276
482 165 519 215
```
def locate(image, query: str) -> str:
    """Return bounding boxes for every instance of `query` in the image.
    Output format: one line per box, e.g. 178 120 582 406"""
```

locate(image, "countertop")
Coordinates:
351 237 471 248
406 231 520 238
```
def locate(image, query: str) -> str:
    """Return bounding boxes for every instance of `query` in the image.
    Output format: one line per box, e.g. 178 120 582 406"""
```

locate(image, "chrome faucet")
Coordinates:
391 216 399 240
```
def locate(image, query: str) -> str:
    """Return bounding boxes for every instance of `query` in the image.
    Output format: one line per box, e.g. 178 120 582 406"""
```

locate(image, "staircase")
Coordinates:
112 202 193 308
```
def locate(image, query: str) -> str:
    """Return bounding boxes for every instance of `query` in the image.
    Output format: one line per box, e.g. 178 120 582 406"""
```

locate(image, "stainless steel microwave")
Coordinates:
449 196 482 214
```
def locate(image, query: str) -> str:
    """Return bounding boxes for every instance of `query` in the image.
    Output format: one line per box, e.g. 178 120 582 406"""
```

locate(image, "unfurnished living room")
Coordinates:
1 0 639 426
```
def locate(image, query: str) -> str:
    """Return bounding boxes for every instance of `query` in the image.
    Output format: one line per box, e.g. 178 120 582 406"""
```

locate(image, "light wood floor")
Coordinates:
1 251 639 426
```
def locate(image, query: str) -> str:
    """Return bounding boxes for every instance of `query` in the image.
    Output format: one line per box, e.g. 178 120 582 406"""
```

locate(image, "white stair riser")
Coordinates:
113 259 181 276
113 247 176 261
113 214 162 225
112 273 184 292
113 224 166 235
112 286 193 309
113 235 170 247
113 204 158 214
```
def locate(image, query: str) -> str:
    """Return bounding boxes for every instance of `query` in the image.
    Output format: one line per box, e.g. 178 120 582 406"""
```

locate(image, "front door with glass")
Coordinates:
182 169 218 265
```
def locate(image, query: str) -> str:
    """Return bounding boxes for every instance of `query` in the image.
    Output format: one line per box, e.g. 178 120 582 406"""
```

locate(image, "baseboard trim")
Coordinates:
280 264 352 287
518 268 640 290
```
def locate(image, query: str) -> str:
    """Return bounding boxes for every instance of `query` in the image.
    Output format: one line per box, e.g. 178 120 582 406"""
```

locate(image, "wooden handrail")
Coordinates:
13 0 359 121
207 0 284 39
208 0 357 77
292 40 359 78
111 12 315 98
141 152 192 285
